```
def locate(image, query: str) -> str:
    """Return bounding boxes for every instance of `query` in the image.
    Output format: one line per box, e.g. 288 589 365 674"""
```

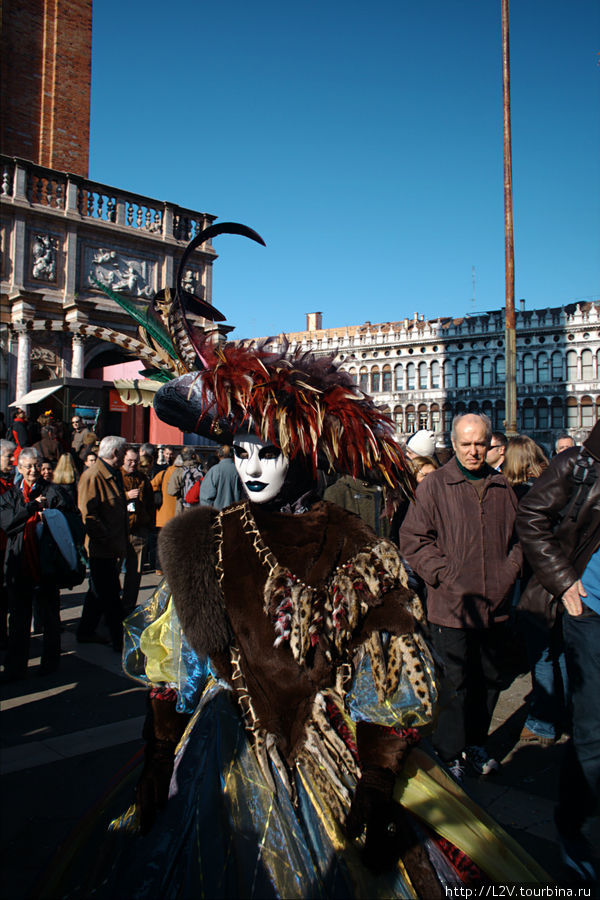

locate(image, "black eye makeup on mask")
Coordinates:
258 445 281 460
232 443 281 461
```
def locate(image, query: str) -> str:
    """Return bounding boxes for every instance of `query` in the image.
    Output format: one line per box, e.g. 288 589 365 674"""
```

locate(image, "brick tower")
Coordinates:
0 0 92 176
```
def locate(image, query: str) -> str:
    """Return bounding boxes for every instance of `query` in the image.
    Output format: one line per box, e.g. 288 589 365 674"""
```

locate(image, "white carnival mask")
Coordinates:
233 434 290 504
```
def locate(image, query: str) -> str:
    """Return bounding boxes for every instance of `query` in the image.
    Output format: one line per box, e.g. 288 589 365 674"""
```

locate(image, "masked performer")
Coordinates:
110 338 446 898
60 225 547 899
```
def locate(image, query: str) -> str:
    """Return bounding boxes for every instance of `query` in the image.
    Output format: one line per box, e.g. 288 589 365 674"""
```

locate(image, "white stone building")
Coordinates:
261 304 600 454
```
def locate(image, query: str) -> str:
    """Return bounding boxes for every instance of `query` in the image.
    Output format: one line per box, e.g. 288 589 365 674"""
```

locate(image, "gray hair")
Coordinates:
140 442 155 457
98 435 127 460
0 439 16 456
18 447 40 464
451 412 492 444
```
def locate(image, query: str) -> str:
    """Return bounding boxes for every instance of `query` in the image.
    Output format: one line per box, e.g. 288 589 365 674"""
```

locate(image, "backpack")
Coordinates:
557 448 598 527
182 465 203 508
39 508 87 589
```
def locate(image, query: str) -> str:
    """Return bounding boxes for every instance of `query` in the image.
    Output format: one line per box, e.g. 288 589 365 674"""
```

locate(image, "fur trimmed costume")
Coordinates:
108 499 442 898
58 224 551 899
161 501 432 787
65 500 549 900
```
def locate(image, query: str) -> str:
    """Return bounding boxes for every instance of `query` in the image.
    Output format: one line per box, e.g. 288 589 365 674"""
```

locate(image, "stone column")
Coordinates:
71 334 85 378
15 329 31 403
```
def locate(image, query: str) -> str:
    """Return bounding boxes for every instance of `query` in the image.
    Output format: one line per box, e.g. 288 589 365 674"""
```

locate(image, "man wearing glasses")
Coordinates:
71 415 94 465
486 431 508 471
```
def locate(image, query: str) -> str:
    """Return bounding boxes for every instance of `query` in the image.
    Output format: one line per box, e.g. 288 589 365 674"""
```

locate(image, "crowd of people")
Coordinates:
0 398 598 890
0 407 233 671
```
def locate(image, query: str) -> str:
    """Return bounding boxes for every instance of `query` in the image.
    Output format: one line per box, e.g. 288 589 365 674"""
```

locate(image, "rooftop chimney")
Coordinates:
519 298 525 311
306 312 323 331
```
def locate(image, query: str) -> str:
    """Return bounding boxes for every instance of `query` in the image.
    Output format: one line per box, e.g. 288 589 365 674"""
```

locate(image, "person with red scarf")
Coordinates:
10 408 30 465
0 447 70 681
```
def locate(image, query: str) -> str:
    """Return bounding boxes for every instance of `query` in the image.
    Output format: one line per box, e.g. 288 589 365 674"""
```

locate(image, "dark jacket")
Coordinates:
0 472 14 558
78 458 128 558
324 475 389 537
516 445 600 622
122 469 155 535
0 482 69 583
34 435 60 462
400 457 522 629
53 482 78 508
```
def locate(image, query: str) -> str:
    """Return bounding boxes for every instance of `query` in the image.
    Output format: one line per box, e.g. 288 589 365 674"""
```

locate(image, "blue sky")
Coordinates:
90 0 600 340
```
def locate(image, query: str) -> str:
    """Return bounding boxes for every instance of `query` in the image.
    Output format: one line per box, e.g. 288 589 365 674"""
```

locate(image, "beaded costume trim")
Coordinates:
236 501 414 662
211 502 435 808
214 502 433 716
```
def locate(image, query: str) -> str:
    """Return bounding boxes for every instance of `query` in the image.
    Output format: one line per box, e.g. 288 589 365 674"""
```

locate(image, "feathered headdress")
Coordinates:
96 221 413 496
154 335 413 495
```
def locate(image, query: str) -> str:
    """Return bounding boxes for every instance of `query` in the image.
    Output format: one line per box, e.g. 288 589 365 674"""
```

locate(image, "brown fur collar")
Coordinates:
158 506 232 658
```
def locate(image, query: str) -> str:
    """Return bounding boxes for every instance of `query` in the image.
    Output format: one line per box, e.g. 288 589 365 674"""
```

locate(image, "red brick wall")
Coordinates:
0 0 92 176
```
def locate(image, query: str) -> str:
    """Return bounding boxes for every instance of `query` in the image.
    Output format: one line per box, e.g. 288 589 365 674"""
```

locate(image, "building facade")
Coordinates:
0 154 219 442
0 0 226 443
266 304 600 453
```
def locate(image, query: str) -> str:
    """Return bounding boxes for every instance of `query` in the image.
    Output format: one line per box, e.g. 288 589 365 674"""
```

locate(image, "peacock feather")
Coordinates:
92 278 179 362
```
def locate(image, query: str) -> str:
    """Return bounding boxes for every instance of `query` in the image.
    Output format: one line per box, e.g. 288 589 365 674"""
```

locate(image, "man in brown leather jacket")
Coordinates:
400 413 522 780
517 422 600 884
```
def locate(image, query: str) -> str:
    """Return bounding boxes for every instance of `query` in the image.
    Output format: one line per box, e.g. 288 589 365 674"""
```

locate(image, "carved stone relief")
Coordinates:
87 247 155 298
181 267 205 298
31 232 59 282
30 339 62 377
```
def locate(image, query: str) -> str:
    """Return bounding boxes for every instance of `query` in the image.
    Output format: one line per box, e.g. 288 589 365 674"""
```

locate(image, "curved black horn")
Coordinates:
176 222 266 303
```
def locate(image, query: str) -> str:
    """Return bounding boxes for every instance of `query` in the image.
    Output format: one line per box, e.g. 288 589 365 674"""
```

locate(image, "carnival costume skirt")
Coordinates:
43 680 550 899
123 682 424 898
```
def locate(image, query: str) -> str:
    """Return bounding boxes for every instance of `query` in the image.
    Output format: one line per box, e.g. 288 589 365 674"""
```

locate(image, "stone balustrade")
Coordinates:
0 155 217 307
0 155 214 245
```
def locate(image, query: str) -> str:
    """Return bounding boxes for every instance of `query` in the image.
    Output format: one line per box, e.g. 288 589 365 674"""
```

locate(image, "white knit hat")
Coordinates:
406 430 436 457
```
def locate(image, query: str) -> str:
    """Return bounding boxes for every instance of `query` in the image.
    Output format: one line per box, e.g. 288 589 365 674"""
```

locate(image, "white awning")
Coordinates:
114 379 164 408
9 384 62 407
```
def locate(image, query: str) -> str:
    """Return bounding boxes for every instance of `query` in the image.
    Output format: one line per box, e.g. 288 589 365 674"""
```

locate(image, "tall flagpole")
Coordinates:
502 0 517 436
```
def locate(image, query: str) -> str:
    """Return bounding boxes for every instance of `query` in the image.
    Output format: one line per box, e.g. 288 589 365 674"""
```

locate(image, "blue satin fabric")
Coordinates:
123 580 211 713
347 638 437 728
110 683 416 899
112 586 433 897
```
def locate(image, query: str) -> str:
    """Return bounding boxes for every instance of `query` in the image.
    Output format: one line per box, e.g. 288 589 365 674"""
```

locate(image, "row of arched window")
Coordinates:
382 395 600 436
346 348 600 394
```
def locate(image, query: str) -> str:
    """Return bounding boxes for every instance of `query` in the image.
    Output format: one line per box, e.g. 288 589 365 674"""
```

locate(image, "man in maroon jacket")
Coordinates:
400 413 522 781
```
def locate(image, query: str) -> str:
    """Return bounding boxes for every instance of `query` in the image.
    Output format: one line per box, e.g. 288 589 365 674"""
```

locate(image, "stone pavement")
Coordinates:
1 573 599 899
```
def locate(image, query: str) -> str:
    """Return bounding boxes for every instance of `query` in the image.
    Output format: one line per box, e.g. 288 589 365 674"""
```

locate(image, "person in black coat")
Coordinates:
517 423 600 883
0 447 71 680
